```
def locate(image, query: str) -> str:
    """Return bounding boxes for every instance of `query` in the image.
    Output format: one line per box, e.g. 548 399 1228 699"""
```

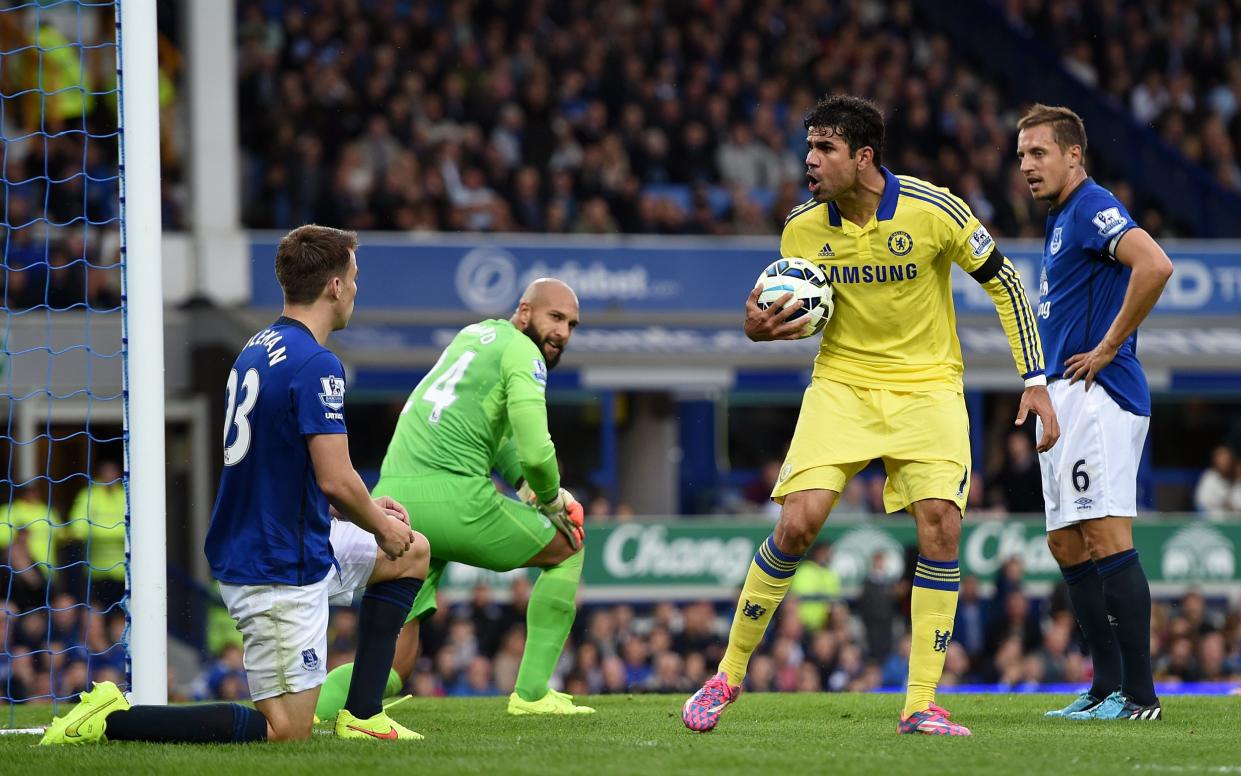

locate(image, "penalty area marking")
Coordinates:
0 728 45 735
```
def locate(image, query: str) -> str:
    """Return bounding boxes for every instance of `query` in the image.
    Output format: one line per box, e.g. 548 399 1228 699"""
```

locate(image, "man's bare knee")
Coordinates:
1047 527 1089 566
1080 518 1134 558
403 532 430 577
773 491 834 555
913 500 961 559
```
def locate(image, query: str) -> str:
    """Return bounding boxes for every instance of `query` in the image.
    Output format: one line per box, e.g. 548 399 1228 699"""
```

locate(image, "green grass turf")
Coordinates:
3 693 1239 775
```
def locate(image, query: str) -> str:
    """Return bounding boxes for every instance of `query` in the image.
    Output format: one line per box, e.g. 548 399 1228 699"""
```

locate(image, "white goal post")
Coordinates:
118 0 167 705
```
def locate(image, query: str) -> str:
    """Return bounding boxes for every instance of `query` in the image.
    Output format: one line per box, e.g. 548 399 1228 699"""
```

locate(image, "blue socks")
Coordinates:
1097 550 1157 706
106 703 267 743
1060 558 1122 699
344 576 423 718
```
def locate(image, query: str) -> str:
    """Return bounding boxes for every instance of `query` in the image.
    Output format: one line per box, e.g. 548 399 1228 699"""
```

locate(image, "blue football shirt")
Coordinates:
205 317 349 585
1036 178 1149 416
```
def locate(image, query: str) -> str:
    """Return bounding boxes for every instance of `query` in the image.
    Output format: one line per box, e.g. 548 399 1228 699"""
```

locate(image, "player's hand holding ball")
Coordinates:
745 257 834 341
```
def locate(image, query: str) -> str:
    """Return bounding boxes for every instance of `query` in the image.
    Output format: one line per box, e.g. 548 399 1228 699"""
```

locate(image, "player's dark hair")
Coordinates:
803 95 885 167
275 224 358 305
1017 103 1088 155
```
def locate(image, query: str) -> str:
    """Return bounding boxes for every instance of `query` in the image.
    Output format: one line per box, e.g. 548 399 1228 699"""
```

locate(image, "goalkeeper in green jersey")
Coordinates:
316 278 592 718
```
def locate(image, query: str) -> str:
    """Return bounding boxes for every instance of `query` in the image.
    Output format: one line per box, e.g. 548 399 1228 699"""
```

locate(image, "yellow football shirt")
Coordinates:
780 168 1043 392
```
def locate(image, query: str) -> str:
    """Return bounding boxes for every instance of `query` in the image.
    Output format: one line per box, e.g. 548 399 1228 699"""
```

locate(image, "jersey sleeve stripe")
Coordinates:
897 178 970 223
784 201 823 225
1000 263 1041 358
997 264 1039 373
897 188 965 228
1000 264 1044 368
785 197 816 216
1001 264 1041 371
994 266 1035 374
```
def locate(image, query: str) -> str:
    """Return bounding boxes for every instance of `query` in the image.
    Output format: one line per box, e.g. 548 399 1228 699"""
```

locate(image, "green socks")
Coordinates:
315 552 584 712
514 551 584 702
315 664 402 721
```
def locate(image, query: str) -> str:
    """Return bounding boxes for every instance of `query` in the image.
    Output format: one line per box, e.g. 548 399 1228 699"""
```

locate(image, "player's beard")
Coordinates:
523 322 563 369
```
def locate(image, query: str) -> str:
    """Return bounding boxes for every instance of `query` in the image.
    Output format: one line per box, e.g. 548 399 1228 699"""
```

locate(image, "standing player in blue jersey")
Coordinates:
41 225 431 746
1017 105 1173 721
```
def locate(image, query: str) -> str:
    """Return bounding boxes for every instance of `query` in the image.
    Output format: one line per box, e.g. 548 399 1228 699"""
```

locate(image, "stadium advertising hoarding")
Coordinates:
250 235 1241 317
438 519 1240 601
331 321 1241 364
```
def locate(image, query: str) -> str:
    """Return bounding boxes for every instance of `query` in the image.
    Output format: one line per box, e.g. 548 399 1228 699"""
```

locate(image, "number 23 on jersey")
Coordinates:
223 368 260 465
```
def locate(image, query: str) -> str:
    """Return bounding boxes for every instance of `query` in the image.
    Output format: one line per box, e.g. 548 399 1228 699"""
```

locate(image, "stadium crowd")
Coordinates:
996 0 1241 192
0 460 132 703
235 0 1214 240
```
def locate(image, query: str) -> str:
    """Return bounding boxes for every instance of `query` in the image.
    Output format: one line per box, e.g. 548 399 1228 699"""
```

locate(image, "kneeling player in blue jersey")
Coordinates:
41 225 430 745
1017 105 1173 721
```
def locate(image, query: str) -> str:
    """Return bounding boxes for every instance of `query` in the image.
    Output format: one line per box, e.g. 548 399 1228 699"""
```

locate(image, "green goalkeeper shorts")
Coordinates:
371 473 557 623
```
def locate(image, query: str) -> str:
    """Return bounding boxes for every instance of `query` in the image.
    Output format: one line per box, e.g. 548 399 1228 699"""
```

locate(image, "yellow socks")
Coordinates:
718 535 802 686
903 556 960 718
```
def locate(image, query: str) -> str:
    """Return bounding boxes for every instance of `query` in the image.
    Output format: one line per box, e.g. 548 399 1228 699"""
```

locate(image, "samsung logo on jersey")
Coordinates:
826 263 918 285
245 328 288 366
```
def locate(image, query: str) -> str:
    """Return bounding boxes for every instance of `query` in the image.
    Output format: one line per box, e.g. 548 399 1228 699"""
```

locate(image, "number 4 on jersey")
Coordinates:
411 350 477 423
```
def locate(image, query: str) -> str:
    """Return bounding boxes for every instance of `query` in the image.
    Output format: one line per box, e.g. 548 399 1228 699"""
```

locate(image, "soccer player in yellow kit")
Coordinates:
682 95 1061 737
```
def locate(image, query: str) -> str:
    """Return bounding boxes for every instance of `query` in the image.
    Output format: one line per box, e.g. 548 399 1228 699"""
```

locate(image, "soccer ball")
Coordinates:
755 257 834 338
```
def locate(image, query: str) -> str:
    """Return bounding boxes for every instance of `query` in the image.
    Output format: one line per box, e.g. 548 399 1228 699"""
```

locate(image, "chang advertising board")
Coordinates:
429 520 1241 601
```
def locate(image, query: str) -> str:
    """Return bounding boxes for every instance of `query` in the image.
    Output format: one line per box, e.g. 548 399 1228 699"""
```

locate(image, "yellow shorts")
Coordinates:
772 377 971 515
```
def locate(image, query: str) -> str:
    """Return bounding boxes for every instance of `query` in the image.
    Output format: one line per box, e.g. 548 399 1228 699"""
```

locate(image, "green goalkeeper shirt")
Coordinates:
379 319 560 503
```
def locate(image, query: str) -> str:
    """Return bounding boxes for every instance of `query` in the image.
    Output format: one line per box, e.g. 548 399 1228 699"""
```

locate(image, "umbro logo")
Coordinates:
1074 496 1094 511
817 242 835 257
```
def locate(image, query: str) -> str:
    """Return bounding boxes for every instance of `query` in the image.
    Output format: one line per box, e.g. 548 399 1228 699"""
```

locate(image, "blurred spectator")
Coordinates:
857 551 898 661
952 575 988 661
327 607 359 667
464 583 507 657
0 533 50 613
62 459 127 609
194 643 249 701
1195 445 1237 519
988 430 1044 514
986 590 1044 658
1232 459 1241 515
1 484 62 570
743 460 783 519
448 655 499 697
831 478 872 518
789 542 841 631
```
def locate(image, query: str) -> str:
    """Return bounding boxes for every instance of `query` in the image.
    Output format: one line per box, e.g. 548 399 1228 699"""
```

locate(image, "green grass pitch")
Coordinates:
4 693 1239 775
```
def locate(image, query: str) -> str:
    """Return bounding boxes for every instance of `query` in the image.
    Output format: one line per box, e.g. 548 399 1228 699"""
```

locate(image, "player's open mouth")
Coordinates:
806 174 820 194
